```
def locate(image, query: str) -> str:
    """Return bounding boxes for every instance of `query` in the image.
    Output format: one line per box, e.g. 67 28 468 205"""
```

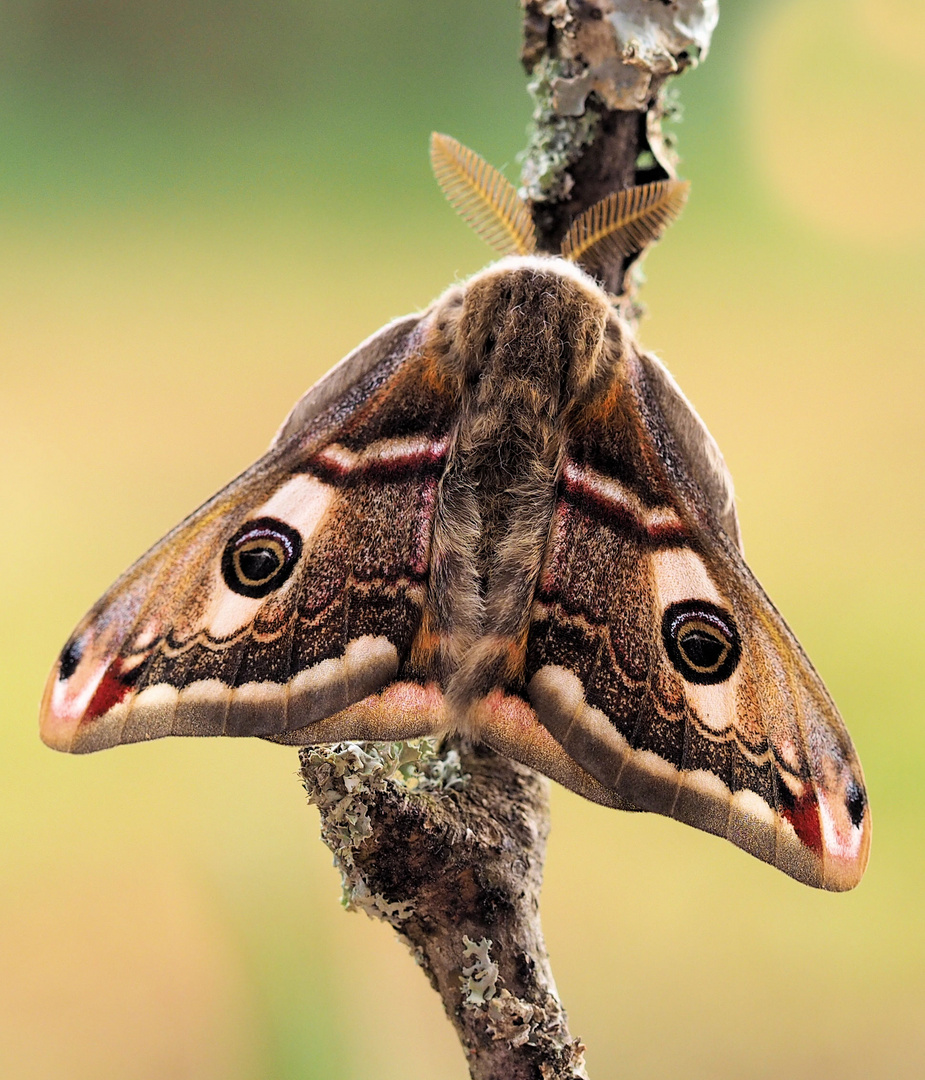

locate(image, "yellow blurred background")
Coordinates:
2 1 923 1077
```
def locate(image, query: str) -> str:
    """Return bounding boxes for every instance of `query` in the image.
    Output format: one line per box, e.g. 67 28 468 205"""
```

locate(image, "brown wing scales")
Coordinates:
524 350 869 889
42 318 456 752
41 255 869 892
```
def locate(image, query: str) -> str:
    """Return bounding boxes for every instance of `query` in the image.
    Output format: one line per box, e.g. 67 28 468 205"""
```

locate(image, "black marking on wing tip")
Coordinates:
846 781 867 828
58 637 84 680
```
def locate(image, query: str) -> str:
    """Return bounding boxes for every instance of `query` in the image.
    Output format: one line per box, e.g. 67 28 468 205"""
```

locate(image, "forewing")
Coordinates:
42 313 454 752
525 347 870 890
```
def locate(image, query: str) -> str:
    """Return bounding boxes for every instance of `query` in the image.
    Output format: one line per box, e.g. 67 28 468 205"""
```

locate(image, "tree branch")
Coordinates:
299 3 718 1076
521 0 718 297
301 740 586 1080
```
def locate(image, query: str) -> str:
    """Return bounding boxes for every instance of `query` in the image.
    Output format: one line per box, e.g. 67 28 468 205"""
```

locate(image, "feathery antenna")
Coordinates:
560 180 690 268
430 133 537 257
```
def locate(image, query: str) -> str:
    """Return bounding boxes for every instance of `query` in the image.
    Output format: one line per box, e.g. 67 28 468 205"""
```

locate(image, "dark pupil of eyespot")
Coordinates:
221 516 303 599
238 547 280 582
661 601 740 685
680 630 725 669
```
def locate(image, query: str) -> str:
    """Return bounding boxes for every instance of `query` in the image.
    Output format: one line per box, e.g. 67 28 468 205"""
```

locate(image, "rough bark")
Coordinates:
520 0 718 297
301 740 586 1080
299 3 718 1077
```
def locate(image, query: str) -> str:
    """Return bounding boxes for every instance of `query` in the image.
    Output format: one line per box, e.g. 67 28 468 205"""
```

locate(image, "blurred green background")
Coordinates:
2 1 923 1077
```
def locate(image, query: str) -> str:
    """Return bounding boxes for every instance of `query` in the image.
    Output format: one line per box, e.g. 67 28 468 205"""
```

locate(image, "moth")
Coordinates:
41 134 870 891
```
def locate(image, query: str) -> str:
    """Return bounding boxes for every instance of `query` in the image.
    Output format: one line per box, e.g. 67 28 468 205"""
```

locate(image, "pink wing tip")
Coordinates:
39 635 132 754
820 790 872 892
39 663 79 753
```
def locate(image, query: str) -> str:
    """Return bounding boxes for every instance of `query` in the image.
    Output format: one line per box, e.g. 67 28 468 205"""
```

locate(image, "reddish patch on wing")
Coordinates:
409 478 438 576
560 461 690 546
306 437 449 484
83 659 136 722
781 789 823 855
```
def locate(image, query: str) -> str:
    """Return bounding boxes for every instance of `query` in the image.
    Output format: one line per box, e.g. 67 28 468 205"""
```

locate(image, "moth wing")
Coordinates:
640 352 742 551
271 314 421 446
524 347 870 890
42 312 453 753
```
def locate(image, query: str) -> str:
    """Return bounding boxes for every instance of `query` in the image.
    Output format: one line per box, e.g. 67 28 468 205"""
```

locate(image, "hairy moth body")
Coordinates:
41 134 869 889
41 251 869 891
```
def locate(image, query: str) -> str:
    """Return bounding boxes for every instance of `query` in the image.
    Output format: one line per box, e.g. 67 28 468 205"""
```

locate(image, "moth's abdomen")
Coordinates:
426 260 617 719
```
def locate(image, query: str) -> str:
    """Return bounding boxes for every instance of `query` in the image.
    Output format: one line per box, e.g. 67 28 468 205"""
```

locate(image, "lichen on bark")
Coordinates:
519 0 716 295
301 738 588 1080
